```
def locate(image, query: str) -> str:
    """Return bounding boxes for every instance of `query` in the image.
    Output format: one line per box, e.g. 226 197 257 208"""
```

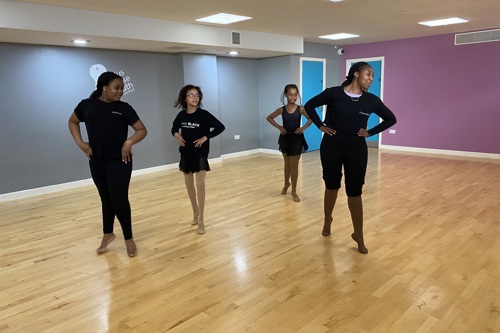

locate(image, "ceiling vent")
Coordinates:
231 31 241 45
455 28 500 45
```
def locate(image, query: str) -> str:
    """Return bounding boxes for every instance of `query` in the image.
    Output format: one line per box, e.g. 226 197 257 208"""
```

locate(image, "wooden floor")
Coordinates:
1 149 500 333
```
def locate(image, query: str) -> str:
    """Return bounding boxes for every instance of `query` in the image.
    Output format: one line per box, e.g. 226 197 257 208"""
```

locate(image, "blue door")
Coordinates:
365 60 382 144
301 60 325 151
347 59 383 145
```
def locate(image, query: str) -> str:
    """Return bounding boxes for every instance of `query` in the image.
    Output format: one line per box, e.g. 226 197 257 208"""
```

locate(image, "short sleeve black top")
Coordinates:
74 98 140 159
171 108 225 158
304 86 396 136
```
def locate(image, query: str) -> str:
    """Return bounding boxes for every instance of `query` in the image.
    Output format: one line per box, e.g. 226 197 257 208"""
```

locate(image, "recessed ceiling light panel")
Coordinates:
196 13 252 25
418 17 468 27
72 39 89 45
319 33 359 40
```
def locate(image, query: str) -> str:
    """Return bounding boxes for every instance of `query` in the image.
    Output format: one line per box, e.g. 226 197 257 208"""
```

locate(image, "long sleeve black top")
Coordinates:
171 108 225 158
304 86 396 137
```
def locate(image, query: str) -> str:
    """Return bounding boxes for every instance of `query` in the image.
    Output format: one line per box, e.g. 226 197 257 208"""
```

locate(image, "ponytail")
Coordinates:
341 61 370 87
89 71 122 99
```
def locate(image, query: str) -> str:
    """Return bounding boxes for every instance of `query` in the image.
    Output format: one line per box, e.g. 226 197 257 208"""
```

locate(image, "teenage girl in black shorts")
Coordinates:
304 62 397 254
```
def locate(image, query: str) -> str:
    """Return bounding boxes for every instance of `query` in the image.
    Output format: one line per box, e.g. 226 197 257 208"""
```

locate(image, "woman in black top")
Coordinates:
171 85 225 234
304 62 397 254
266 84 312 202
69 71 147 257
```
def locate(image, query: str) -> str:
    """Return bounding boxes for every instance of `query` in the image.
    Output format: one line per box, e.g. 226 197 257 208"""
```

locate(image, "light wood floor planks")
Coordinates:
1 149 500 333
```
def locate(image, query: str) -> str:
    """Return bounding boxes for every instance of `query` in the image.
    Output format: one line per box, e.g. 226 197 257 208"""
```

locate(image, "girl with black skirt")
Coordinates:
266 84 312 202
171 85 225 234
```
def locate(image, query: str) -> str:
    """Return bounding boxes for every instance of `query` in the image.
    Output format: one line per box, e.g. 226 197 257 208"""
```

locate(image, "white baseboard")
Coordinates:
220 149 261 160
258 148 282 155
380 144 500 159
130 163 178 176
0 179 95 203
0 162 179 203
220 148 281 160
6 145 494 202
0 150 263 202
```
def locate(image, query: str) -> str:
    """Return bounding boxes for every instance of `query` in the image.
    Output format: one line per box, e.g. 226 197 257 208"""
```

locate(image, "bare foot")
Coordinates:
351 233 368 254
125 239 137 257
322 217 333 236
192 209 199 225
291 192 300 202
281 184 290 195
197 221 206 234
96 233 116 254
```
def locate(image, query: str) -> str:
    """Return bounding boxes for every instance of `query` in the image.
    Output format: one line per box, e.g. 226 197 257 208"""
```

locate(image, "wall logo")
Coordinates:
89 64 107 85
117 69 135 95
89 64 135 95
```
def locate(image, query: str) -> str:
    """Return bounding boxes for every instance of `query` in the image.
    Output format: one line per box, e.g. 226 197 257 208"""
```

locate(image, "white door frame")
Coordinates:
299 57 326 122
346 56 385 146
346 56 385 100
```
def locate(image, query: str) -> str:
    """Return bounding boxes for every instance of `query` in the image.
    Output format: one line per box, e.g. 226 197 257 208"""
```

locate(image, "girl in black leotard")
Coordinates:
266 84 312 202
304 62 397 254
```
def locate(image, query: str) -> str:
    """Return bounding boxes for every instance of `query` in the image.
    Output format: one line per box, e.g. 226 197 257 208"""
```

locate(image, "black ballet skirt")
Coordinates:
278 132 308 156
179 156 211 174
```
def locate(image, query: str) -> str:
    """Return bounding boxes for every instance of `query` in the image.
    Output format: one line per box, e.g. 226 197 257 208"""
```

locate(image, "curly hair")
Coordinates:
174 84 203 109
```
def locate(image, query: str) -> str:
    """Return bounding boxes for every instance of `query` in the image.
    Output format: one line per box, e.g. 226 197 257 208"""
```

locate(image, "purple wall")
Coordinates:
344 31 500 154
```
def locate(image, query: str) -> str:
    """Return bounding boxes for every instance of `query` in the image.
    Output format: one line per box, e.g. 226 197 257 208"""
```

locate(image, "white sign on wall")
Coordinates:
89 64 135 95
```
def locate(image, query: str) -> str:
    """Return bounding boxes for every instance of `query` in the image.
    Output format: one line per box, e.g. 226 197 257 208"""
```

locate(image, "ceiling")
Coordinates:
2 0 500 57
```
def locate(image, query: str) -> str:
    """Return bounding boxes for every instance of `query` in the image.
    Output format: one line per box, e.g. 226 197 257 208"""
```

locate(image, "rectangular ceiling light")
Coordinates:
196 13 252 25
330 0 344 2
418 17 468 27
320 33 359 40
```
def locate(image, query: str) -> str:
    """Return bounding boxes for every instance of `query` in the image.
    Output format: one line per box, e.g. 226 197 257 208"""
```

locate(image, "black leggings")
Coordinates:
89 157 133 239
320 133 368 196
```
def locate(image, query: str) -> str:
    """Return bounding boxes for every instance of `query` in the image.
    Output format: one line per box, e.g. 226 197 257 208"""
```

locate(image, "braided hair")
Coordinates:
280 84 302 105
89 71 123 99
341 62 371 87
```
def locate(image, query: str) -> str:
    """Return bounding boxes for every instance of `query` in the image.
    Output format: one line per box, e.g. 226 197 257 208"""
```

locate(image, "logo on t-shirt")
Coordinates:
182 122 200 128
359 111 370 116
112 111 122 116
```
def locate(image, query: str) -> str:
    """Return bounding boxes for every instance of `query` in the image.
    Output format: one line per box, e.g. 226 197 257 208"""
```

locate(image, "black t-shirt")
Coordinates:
304 86 397 136
74 98 140 158
171 108 225 158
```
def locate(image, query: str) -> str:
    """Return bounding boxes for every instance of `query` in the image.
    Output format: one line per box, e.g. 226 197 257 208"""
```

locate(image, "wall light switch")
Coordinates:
234 135 240 140
389 129 396 134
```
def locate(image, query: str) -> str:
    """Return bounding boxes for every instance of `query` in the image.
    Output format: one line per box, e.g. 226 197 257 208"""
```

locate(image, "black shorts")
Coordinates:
320 133 368 196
